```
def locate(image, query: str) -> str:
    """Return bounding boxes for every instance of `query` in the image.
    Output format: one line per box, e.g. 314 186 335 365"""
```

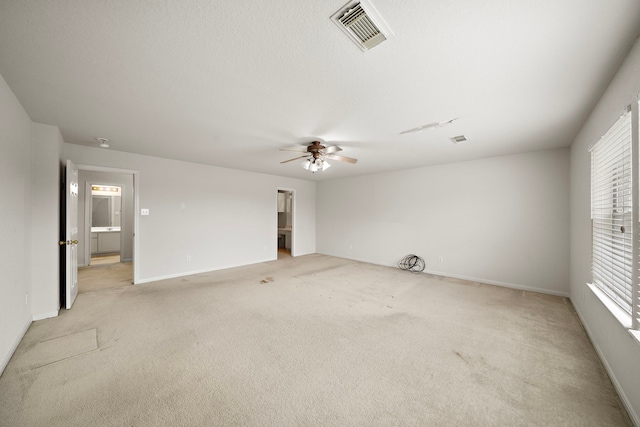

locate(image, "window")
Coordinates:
590 106 639 333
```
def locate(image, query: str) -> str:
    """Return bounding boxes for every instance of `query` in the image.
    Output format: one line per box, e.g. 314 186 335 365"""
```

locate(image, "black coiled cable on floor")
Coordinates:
398 254 425 273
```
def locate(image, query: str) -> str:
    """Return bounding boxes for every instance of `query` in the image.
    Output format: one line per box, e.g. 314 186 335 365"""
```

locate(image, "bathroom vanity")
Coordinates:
90 227 121 255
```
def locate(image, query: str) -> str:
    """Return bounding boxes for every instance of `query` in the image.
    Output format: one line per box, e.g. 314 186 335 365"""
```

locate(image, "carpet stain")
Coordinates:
454 351 471 365
260 277 274 284
25 329 98 370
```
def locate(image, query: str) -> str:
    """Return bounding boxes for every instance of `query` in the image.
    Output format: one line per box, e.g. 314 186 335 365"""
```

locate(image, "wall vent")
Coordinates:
449 135 470 144
331 0 393 52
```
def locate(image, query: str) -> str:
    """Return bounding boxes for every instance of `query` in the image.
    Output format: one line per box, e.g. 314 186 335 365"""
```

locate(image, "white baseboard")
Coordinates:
136 252 324 285
291 251 315 257
32 310 59 321
424 269 570 298
319 252 570 298
135 258 275 285
0 317 31 377
572 302 639 426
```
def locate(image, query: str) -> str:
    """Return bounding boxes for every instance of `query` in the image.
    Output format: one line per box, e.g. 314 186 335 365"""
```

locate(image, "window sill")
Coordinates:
586 283 632 329
587 285 640 345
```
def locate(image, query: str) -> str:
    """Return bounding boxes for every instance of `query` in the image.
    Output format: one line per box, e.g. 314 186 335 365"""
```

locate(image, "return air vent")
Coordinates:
449 135 470 144
331 0 393 52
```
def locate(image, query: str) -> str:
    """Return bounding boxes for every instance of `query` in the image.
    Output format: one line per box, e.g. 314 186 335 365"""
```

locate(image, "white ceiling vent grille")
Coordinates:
331 0 393 52
449 135 470 144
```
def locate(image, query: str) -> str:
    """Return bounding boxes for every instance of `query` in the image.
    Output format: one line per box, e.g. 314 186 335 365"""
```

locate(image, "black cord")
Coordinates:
398 254 425 273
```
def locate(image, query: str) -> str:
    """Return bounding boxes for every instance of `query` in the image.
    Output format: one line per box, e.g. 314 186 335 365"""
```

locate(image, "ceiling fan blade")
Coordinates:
323 145 343 154
279 145 308 152
324 154 357 164
280 155 310 164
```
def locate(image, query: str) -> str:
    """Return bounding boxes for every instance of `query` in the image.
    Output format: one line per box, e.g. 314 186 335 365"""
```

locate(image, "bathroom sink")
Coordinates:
91 226 121 232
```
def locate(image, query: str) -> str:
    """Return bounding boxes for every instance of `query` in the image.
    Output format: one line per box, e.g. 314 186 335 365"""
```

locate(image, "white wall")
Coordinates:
317 148 570 296
0 74 33 373
570 36 640 425
64 144 316 283
77 170 134 266
30 123 63 320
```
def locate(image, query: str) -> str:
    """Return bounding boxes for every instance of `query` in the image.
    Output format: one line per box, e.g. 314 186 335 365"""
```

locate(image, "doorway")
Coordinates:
277 189 294 259
76 167 138 293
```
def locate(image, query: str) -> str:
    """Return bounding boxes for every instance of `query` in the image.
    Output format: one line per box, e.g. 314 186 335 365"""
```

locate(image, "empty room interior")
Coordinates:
2 1 640 425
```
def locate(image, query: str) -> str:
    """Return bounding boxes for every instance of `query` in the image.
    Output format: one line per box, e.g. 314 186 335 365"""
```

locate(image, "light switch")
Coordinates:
141 208 150 216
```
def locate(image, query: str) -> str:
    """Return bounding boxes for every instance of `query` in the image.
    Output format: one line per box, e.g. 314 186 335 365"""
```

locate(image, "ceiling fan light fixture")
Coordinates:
96 137 110 148
301 158 331 173
287 141 356 172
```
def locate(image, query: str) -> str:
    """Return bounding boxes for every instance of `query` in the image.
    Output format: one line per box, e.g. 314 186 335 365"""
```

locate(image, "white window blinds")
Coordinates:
591 110 633 315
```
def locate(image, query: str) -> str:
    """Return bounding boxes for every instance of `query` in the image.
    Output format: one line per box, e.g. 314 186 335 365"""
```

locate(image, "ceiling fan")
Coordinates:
280 141 358 173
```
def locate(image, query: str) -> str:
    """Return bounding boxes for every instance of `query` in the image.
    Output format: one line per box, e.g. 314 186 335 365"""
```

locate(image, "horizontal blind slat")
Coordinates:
591 110 633 316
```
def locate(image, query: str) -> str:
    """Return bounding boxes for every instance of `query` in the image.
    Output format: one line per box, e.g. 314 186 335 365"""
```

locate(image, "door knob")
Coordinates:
59 240 79 245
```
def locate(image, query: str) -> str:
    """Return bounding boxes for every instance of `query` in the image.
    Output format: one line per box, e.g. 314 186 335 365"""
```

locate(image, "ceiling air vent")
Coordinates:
331 0 393 52
449 135 470 144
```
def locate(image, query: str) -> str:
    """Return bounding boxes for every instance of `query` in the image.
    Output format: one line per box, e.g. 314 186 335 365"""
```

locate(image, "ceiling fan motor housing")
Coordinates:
307 141 325 159
307 141 325 151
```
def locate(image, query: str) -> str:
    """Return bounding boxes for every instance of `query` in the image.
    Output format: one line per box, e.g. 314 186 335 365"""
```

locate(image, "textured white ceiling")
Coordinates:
1 0 639 181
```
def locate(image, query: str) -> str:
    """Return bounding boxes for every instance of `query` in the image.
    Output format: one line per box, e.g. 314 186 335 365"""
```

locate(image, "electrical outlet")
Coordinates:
186 255 192 262
439 256 444 263
141 208 150 216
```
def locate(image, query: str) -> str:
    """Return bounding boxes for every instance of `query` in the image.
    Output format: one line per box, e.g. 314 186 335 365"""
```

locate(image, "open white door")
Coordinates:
61 159 79 309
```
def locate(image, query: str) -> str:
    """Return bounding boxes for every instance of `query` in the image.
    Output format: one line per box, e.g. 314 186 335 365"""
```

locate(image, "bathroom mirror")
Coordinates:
91 186 121 228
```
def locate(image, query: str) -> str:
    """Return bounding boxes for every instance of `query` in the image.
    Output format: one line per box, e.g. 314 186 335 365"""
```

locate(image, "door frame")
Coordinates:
276 187 295 257
77 164 140 284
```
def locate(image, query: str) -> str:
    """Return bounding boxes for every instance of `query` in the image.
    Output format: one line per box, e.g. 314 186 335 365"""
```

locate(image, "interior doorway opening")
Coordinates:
76 167 138 293
277 189 294 259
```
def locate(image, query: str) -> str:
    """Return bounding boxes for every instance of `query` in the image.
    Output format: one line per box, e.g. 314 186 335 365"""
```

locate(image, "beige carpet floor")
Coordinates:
0 254 631 426
78 260 133 294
